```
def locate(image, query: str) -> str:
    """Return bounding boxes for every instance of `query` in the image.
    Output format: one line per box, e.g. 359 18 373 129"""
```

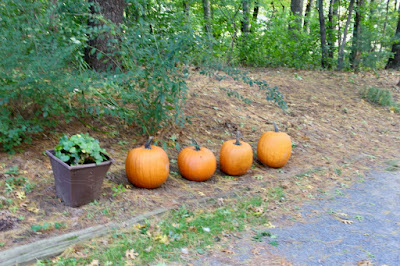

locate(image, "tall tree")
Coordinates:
84 0 125 71
290 0 304 31
318 0 329 68
337 0 355 70
303 0 313 31
386 5 400 69
350 0 365 71
203 0 212 36
241 0 251 33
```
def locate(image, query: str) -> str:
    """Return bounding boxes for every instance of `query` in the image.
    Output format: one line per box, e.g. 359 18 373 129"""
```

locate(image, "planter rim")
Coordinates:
45 149 114 170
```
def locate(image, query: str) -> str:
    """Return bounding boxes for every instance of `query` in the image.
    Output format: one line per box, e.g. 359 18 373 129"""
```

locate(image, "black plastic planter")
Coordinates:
46 150 114 207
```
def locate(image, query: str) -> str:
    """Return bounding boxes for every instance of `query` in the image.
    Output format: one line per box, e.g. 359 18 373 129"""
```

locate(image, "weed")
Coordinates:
361 87 396 107
269 240 279 246
112 184 126 197
354 215 364 221
252 230 272 242
117 140 129 146
335 189 344 196
384 160 400 172
268 187 286 202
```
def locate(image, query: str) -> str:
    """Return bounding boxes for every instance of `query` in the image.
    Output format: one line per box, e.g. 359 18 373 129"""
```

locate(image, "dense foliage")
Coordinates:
0 0 399 152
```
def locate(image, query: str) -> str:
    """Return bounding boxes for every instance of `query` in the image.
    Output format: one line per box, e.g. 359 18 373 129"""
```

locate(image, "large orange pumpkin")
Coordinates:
178 140 217 182
257 123 292 168
220 130 253 176
125 137 169 189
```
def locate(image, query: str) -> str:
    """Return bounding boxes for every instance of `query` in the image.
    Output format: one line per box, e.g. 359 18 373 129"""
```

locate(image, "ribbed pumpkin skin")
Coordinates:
125 145 169 189
178 146 217 182
257 132 292 168
220 139 253 176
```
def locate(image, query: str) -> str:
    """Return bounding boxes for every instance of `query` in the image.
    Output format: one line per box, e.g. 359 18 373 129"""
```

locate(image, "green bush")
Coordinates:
361 87 395 106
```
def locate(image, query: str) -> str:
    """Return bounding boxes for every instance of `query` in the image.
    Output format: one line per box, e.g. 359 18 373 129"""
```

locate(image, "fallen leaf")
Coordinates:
336 217 353 224
357 260 373 266
265 222 276 228
15 191 26 200
27 206 40 213
221 249 234 254
154 234 169 244
250 206 264 216
145 246 152 252
125 249 138 260
88 259 99 266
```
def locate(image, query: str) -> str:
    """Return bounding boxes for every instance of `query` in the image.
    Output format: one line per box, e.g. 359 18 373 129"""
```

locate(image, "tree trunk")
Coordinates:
84 0 125 71
253 1 259 21
350 0 364 71
183 0 190 20
290 0 304 31
203 0 212 35
386 6 400 69
318 0 329 68
241 0 251 33
337 0 355 70
327 0 338 61
303 0 313 31
381 0 391 53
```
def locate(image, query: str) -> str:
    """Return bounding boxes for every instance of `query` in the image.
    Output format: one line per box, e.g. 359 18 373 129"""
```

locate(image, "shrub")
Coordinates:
361 87 395 106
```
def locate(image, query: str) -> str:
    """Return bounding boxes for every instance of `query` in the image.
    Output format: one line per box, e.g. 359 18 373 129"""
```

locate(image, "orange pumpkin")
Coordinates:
220 130 253 176
125 137 169 188
178 139 217 182
257 123 292 168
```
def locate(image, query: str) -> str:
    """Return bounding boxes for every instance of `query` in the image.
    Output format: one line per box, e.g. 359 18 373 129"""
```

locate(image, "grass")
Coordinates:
37 196 269 265
361 86 399 112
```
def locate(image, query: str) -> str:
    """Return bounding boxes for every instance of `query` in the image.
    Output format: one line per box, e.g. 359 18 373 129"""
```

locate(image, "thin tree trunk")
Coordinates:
350 0 364 71
271 2 276 17
337 0 355 70
290 0 304 31
318 0 329 68
328 0 338 61
84 0 125 71
303 0 313 31
253 1 259 21
380 0 391 53
386 5 400 69
203 0 212 35
241 0 251 33
183 0 190 20
337 0 342 50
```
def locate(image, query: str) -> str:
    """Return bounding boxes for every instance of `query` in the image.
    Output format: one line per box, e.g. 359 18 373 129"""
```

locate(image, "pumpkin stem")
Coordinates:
192 139 201 151
234 129 241 145
273 122 279 132
145 136 154 149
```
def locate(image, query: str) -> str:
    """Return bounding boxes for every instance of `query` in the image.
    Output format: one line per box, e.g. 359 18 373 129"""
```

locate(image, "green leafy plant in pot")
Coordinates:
46 133 113 207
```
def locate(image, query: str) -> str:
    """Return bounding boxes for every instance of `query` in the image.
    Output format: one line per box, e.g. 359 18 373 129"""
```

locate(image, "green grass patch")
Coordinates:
38 197 269 265
384 160 400 172
361 87 399 110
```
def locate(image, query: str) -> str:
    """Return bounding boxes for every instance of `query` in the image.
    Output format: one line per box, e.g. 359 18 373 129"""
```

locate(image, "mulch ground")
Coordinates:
1 67 399 251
